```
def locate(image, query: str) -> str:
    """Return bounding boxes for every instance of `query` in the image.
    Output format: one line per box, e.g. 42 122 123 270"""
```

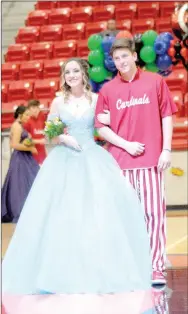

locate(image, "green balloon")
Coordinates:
145 63 159 73
89 66 108 83
140 46 156 64
88 34 102 50
88 49 104 66
142 30 158 46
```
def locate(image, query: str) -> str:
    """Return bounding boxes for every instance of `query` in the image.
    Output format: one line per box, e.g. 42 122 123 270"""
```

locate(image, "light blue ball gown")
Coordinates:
2 93 152 296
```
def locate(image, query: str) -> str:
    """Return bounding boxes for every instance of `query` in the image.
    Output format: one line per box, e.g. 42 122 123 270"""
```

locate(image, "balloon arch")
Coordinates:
88 3 188 93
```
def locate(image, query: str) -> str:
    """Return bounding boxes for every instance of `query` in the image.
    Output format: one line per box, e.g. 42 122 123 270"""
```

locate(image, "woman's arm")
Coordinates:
10 123 37 153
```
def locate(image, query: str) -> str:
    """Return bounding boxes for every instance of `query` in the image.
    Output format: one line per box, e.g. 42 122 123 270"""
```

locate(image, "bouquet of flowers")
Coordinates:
44 117 66 141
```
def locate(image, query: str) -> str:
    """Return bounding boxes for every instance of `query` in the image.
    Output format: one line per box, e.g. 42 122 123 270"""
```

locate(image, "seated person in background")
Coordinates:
100 19 120 37
24 100 47 165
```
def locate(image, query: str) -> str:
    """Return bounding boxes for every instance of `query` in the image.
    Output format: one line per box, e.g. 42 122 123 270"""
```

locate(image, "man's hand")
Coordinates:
157 150 171 171
123 141 145 156
97 110 110 126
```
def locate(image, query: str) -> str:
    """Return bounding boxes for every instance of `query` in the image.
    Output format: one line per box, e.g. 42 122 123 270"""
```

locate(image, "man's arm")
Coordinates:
98 127 145 156
157 78 178 171
162 116 173 151
98 126 127 150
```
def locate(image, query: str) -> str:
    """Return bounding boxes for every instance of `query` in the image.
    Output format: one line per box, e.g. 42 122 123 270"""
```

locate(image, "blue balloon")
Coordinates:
101 35 115 53
89 79 98 92
158 69 172 77
160 32 173 42
104 53 116 72
156 54 172 71
97 79 109 92
155 32 172 50
154 40 168 55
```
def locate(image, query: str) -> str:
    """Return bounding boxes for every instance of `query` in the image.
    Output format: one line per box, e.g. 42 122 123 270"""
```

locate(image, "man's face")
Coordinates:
107 20 116 31
29 106 40 118
113 48 137 74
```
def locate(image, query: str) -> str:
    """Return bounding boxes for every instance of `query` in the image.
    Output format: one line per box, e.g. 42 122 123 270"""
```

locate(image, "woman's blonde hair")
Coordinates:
60 58 92 104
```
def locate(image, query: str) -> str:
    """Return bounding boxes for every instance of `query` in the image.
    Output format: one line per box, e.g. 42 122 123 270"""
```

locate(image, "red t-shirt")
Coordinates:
24 111 47 164
95 69 178 170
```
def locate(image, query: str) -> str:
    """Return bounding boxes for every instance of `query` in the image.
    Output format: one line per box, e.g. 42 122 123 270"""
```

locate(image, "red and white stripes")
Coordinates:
123 167 166 272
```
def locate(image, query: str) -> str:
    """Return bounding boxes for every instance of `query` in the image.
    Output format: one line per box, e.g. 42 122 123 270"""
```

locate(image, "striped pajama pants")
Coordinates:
123 167 166 272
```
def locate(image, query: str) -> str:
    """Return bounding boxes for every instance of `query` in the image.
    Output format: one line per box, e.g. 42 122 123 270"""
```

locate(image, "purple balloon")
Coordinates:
156 54 172 70
154 40 168 55
101 36 115 53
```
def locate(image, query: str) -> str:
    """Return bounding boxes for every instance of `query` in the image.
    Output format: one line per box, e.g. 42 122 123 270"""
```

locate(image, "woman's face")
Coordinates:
20 110 30 123
64 61 83 88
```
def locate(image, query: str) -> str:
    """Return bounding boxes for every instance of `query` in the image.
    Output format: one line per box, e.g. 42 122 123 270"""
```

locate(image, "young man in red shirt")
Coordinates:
95 38 177 285
24 100 47 165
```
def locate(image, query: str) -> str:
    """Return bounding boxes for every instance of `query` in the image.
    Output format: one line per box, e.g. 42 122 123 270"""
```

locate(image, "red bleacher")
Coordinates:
2 1 187 151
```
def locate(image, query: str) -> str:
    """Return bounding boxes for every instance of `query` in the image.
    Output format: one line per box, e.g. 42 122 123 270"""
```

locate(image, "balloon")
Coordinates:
154 39 169 55
89 66 108 83
88 34 102 51
116 30 133 39
145 63 159 73
140 46 156 63
168 47 176 57
104 53 116 72
159 32 173 46
141 30 158 46
156 54 172 70
88 49 104 66
101 35 115 53
180 47 188 60
97 79 109 92
89 79 99 92
158 69 172 77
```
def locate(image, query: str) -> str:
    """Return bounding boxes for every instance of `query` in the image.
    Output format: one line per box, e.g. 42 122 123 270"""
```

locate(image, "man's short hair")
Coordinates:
27 99 40 108
110 38 135 57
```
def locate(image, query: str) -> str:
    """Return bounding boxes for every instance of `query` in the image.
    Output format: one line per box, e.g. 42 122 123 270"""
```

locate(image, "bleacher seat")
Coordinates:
137 3 159 18
2 100 28 130
2 100 27 112
85 21 107 37
93 5 115 22
115 3 137 20
56 1 76 8
63 23 85 40
77 1 99 6
8 80 33 101
132 18 155 33
156 18 172 33
30 42 53 60
35 1 57 10
19 60 43 80
26 10 49 26
2 82 9 102
40 24 63 41
53 40 77 58
2 62 20 81
116 20 132 32
48 8 71 24
38 99 50 109
16 26 40 44
159 2 180 17
77 40 89 58
71 6 93 23
171 90 184 117
5 44 30 62
165 70 187 94
33 78 59 99
184 93 188 118
43 58 65 78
